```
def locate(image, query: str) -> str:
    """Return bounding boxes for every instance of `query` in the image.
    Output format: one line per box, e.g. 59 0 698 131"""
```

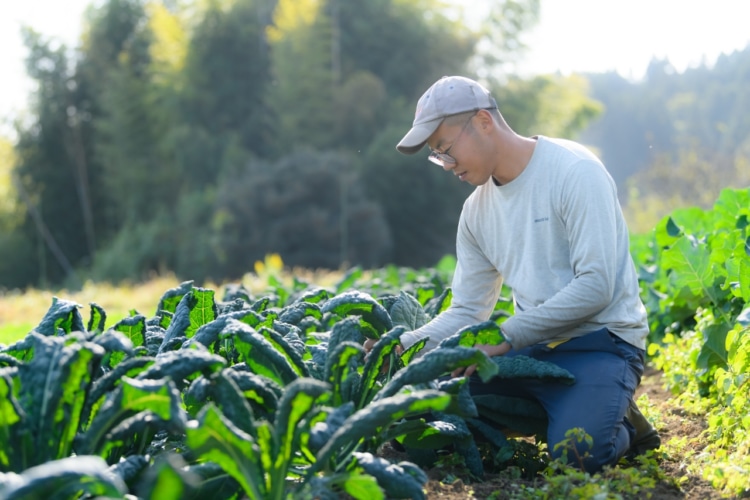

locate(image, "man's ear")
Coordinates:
474 108 494 132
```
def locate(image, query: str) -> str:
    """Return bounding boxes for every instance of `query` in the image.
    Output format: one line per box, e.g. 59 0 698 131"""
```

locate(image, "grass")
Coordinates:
0 274 182 345
0 259 345 346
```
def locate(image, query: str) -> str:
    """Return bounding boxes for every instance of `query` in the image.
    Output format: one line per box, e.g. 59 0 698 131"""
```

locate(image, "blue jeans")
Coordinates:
470 327 644 472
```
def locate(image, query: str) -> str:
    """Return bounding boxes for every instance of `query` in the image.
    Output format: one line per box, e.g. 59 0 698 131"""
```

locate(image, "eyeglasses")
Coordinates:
428 113 475 167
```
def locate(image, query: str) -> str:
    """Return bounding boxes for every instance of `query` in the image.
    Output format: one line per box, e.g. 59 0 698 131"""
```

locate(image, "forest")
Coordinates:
0 0 748 290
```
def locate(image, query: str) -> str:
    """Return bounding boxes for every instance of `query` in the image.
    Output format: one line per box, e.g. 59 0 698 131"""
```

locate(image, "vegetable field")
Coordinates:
1 188 748 499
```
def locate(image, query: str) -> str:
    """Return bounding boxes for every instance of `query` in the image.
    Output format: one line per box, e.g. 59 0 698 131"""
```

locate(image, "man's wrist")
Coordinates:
495 341 512 356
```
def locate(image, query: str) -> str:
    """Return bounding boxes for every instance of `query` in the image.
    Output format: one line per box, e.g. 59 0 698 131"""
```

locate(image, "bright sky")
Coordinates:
1 0 749 138
516 0 750 79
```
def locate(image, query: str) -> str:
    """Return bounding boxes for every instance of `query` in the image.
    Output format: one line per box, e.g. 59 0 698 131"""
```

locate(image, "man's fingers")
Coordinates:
363 338 376 353
451 363 475 378
384 357 395 374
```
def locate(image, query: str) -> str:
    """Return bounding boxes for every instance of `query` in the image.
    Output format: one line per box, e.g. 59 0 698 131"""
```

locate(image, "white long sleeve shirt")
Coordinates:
400 136 649 352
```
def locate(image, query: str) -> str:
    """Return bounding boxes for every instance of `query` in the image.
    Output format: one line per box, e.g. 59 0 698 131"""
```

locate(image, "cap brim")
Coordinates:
396 117 442 155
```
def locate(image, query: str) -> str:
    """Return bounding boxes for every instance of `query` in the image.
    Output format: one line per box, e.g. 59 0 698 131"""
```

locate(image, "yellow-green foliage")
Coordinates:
0 137 22 229
622 149 750 234
650 326 750 495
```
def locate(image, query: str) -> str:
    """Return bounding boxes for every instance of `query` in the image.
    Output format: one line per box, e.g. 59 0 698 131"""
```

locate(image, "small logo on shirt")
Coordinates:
534 217 549 223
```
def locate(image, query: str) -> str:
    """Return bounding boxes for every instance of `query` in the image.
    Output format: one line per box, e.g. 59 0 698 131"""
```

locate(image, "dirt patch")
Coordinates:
383 365 729 499
632 367 722 500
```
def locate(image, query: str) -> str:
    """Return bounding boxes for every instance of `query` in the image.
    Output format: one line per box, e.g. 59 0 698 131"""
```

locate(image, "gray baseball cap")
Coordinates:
396 76 497 155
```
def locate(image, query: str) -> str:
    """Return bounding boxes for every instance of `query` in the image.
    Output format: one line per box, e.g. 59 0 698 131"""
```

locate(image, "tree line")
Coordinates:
578 48 750 232
1 0 604 289
9 1 745 290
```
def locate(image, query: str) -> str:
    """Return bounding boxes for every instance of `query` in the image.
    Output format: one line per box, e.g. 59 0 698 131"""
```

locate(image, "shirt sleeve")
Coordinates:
399 210 504 352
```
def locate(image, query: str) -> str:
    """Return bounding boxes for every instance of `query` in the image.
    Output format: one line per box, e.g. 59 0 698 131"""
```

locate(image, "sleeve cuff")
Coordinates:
500 325 513 348
399 330 424 350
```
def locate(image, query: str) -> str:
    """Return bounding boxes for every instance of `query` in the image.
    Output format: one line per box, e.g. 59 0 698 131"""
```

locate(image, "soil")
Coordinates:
381 365 734 499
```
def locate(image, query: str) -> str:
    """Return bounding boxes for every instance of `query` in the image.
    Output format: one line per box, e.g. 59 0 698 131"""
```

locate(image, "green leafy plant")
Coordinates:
638 188 749 377
0 455 127 500
634 188 750 495
0 333 106 471
511 429 665 499
4 225 745 500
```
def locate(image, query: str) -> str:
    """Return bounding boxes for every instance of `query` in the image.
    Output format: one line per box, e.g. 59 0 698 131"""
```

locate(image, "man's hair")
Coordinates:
443 108 503 128
442 110 476 127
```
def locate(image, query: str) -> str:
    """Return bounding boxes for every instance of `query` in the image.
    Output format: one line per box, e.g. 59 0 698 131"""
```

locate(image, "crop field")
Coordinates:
0 189 748 499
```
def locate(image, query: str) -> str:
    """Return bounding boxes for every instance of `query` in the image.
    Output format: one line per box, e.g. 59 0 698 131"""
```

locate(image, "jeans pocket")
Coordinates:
610 333 645 380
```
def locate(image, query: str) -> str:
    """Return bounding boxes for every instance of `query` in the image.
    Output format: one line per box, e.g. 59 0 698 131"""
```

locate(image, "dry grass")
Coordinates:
0 264 346 346
0 274 183 345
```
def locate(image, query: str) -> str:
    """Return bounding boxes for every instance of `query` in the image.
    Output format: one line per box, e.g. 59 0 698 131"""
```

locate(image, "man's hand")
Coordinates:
363 338 377 354
451 341 512 378
363 338 403 355
363 338 403 373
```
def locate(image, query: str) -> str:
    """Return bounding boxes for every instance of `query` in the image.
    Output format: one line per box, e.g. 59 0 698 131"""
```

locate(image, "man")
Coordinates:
392 75 660 472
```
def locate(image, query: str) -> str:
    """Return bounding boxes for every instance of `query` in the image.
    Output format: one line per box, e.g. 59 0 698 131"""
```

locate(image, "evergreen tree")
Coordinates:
267 0 336 150
76 0 153 239
93 2 186 226
213 150 392 275
494 74 603 138
0 137 35 288
14 29 90 285
178 0 276 174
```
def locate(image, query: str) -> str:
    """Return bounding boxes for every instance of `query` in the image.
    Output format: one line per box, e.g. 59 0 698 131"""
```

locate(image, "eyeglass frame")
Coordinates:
427 108 495 167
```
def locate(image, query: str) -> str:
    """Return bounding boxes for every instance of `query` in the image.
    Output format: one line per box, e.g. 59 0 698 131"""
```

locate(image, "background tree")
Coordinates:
213 151 392 276
4 0 597 287
76 0 153 244
578 47 750 227
0 138 21 230
360 123 474 267
623 146 750 234
177 0 276 171
93 2 184 227
472 0 541 84
267 0 336 150
579 48 750 191
0 137 35 289
91 0 276 282
494 74 603 138
14 29 90 286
